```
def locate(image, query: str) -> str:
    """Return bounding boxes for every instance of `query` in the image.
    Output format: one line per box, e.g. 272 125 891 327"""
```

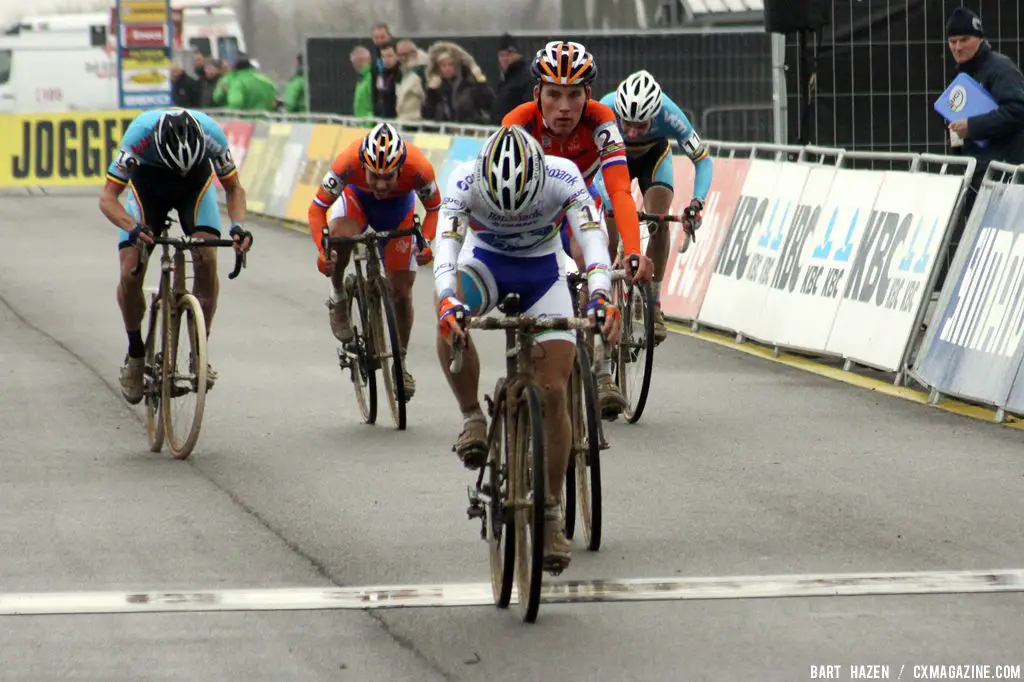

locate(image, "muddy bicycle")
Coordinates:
453 295 603 623
131 218 246 459
321 216 426 431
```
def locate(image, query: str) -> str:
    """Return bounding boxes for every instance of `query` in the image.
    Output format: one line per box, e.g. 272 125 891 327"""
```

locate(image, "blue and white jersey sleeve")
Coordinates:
657 94 713 201
551 158 613 297
656 95 707 163
433 161 474 300
106 110 161 185
598 91 616 111
193 110 238 180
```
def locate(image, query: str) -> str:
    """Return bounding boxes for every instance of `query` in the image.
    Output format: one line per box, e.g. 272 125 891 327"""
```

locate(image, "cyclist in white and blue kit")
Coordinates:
594 70 714 344
433 125 621 571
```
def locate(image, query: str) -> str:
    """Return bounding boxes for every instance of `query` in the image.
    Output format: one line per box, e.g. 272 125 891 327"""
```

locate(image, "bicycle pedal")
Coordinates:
466 504 485 520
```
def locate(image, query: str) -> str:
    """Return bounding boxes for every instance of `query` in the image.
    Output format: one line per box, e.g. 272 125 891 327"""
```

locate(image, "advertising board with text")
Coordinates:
0 111 139 188
698 159 811 341
266 125 313 218
243 123 293 214
213 120 254 191
659 157 750 321
116 0 172 109
825 171 963 371
756 167 884 352
913 183 1024 408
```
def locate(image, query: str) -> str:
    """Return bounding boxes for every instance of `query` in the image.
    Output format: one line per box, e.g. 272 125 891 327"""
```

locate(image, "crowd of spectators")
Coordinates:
171 49 305 114
349 23 535 126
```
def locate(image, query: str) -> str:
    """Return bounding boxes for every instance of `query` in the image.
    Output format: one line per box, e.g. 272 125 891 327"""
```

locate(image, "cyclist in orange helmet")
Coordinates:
502 40 652 418
308 122 439 400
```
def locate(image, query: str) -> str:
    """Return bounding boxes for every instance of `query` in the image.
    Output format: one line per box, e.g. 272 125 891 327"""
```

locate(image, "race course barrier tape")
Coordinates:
13 107 1024 420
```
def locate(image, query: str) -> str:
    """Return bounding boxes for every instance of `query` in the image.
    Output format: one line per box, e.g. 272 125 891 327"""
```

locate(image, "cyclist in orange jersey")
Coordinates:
502 40 654 286
503 40 653 418
308 122 439 400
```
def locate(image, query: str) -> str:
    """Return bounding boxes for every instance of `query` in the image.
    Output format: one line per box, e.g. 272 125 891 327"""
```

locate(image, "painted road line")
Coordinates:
665 321 1024 429
1 569 1022 616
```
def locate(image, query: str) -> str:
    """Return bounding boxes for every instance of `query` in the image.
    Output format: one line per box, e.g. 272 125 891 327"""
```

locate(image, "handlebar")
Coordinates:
131 234 247 279
321 216 427 254
448 311 593 374
638 210 698 245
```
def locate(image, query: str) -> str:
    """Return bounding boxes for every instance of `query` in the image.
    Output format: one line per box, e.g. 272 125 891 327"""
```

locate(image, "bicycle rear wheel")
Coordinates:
372 280 407 430
485 378 515 608
143 294 165 453
512 384 545 623
344 272 377 425
161 293 208 460
565 342 603 551
614 279 656 424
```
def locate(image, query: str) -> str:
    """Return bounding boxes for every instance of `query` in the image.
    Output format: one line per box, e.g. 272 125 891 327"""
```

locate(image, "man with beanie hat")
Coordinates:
937 6 1024 287
491 34 534 124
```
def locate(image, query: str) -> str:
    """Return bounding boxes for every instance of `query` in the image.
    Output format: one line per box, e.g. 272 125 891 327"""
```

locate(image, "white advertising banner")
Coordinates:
698 159 811 340
757 167 885 352
825 171 964 371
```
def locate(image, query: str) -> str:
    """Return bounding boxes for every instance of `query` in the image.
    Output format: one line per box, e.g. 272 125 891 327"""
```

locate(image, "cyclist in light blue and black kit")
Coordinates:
593 70 713 344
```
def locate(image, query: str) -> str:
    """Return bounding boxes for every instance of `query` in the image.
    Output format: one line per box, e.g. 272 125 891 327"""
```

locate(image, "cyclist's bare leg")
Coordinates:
190 231 220 333
533 339 574 504
325 216 360 341
605 214 621 266
436 292 487 465
534 337 575 569
387 270 415 350
643 186 673 344
388 269 416 399
117 245 148 403
117 246 147 339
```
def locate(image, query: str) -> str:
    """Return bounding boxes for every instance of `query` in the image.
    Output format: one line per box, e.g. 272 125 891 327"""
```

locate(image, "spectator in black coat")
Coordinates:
422 41 494 125
491 34 534 124
170 64 200 107
937 7 1024 288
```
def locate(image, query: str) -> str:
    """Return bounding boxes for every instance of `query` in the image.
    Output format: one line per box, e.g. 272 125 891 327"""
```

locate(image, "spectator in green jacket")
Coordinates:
283 53 307 113
350 46 374 119
212 54 278 111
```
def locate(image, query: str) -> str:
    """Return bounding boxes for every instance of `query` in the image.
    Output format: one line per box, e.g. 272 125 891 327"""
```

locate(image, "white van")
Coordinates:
0 31 118 113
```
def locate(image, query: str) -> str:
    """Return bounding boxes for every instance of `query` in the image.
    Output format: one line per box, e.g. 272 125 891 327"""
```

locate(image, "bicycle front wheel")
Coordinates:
615 279 656 424
512 384 546 624
161 293 208 460
485 378 515 609
143 293 164 453
345 273 377 425
565 341 603 551
371 280 407 431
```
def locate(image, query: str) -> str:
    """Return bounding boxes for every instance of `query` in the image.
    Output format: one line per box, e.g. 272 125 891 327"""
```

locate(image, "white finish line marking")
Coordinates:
1 569 1022 616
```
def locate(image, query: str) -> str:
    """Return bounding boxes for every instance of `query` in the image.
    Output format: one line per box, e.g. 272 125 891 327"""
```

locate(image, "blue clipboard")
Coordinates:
934 72 998 148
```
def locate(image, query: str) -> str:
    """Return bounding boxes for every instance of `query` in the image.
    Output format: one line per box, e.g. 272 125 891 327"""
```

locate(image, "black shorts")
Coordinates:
118 160 221 250
626 138 673 194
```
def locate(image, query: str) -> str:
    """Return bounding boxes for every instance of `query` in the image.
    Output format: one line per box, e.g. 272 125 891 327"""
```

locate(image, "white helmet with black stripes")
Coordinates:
475 125 546 215
615 70 663 124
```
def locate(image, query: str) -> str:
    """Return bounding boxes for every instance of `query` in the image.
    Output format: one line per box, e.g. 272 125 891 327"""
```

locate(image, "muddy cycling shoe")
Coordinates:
652 305 668 346
326 296 353 343
205 363 218 391
597 374 628 420
119 355 145 405
453 413 488 469
542 502 572 574
399 366 415 401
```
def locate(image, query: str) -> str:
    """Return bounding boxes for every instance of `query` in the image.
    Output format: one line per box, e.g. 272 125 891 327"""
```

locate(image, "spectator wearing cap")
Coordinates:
939 7 1024 287
945 8 1024 188
491 34 534 124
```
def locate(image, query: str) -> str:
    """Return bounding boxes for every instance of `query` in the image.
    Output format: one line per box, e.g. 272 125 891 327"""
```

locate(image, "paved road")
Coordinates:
0 192 1021 680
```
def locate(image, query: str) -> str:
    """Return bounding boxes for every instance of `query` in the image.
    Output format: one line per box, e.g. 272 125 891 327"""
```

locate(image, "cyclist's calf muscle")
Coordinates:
532 340 574 503
643 185 674 282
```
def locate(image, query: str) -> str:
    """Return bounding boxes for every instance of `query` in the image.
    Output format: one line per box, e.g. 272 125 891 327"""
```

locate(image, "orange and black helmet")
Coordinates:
359 122 407 174
531 40 597 86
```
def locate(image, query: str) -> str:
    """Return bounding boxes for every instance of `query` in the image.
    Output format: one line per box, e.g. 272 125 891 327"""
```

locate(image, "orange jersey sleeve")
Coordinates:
396 144 442 241
587 102 641 256
308 141 361 253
